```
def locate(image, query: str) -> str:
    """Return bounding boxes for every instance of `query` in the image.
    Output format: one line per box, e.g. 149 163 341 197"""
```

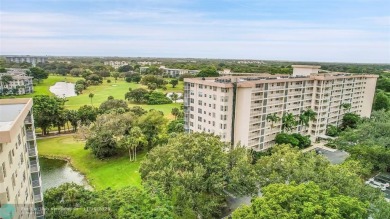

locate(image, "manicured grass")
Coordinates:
14 75 183 119
37 135 143 190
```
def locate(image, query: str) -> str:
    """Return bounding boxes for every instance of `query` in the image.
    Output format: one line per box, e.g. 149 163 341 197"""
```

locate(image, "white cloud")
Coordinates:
0 10 389 63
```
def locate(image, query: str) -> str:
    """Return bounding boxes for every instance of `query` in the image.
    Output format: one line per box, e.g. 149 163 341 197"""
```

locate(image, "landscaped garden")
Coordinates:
37 135 143 190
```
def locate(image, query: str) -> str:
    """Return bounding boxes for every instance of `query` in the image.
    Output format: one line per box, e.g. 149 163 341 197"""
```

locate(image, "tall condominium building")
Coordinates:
0 99 44 219
184 65 378 151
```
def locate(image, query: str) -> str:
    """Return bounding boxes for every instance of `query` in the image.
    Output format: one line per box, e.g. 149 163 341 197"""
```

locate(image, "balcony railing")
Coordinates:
24 116 33 124
28 147 37 157
32 180 41 188
26 130 35 141
34 193 43 202
30 160 40 173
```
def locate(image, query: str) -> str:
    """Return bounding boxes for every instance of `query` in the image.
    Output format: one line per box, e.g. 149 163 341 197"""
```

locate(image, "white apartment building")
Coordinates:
103 61 129 69
0 69 34 95
184 65 377 151
0 98 44 219
159 66 200 77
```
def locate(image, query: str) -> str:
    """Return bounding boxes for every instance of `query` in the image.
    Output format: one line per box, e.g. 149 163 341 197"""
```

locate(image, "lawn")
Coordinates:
37 135 143 190
15 75 183 118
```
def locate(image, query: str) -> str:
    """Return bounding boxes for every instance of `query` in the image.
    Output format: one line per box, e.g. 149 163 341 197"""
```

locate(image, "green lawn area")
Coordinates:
37 135 143 190
14 75 183 119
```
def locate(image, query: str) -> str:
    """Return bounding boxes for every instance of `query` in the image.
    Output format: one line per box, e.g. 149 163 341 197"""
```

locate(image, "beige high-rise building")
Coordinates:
0 99 44 219
184 65 378 151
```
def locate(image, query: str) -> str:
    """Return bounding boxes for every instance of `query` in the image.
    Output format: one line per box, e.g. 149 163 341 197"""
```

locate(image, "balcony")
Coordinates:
30 160 40 173
26 130 35 141
24 116 33 124
34 193 43 202
32 179 41 188
28 147 37 157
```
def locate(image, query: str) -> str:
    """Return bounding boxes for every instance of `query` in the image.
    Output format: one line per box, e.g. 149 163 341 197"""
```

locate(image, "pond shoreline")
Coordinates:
39 155 94 190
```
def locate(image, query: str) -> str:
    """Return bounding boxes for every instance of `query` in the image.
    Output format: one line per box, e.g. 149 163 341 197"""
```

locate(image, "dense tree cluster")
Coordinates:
125 88 172 105
44 183 173 219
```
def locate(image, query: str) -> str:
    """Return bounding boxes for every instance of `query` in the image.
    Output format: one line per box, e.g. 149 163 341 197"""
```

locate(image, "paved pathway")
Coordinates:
302 142 337 153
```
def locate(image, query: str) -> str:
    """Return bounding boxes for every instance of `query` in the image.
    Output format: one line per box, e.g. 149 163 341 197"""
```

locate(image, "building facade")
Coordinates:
103 61 129 69
6 56 47 67
0 98 44 219
184 65 377 151
159 66 200 77
0 69 34 95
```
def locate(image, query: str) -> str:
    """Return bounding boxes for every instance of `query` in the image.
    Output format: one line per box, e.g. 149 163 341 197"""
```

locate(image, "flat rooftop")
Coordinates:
0 103 26 131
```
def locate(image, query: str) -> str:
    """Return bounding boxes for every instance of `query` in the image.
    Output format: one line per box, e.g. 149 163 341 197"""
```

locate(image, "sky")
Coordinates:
0 0 389 63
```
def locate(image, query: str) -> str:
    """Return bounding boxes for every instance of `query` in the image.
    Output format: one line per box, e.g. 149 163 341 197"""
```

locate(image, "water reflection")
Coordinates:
39 157 92 191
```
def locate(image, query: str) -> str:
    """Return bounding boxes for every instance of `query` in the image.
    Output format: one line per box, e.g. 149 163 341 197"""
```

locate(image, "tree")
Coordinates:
66 109 79 132
299 108 316 130
88 93 94 105
125 88 149 103
196 67 219 77
111 71 120 83
255 145 381 204
266 113 280 129
33 95 65 135
147 91 172 105
140 133 257 218
118 64 133 72
147 83 157 91
118 127 147 161
85 131 118 158
341 103 352 112
340 112 360 130
281 113 297 132
132 74 142 83
373 91 390 111
137 110 168 149
75 84 84 95
171 107 180 119
170 92 179 103
275 133 299 147
326 124 339 137
129 106 147 116
99 98 129 113
1 75 13 86
77 105 99 125
28 67 49 83
170 79 178 88
232 182 369 219
167 119 185 133
70 68 85 77
44 183 174 219
53 109 67 134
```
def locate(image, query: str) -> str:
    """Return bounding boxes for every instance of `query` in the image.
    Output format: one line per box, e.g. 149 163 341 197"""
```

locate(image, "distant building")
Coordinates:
5 56 47 67
137 61 161 66
0 98 45 219
104 61 129 69
159 66 200 77
184 65 378 151
0 69 34 95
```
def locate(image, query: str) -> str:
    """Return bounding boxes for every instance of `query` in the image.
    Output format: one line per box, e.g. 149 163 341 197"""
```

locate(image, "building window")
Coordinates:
198 116 202 122
1 162 6 177
199 84 203 89
198 109 202 113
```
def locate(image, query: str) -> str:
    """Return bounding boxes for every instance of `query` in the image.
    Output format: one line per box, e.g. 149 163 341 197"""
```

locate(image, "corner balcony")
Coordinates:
26 130 35 141
28 147 38 157
30 160 40 173
34 192 43 203
24 116 33 124
32 179 42 188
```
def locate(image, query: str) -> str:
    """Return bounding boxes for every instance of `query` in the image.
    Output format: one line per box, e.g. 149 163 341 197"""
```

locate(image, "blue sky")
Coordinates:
0 0 389 63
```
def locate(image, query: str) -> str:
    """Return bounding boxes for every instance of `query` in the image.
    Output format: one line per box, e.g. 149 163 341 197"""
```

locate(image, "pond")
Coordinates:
49 82 77 98
39 157 92 191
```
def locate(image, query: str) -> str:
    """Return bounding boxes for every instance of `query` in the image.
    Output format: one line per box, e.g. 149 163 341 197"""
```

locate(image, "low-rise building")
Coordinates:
0 98 45 219
6 56 47 67
0 69 34 95
184 65 377 151
103 61 129 69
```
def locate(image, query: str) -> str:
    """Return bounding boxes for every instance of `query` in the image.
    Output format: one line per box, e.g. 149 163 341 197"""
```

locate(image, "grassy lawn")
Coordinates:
11 75 183 119
37 135 143 190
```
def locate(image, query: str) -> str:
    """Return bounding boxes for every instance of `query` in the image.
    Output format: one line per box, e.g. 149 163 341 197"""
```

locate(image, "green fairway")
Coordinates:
37 135 143 190
14 75 183 118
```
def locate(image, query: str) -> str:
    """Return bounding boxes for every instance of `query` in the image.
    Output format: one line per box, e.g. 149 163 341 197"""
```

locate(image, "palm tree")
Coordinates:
266 113 280 129
282 113 297 132
1 75 13 86
89 93 94 105
341 103 351 112
171 107 180 120
119 127 147 161
299 109 317 130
